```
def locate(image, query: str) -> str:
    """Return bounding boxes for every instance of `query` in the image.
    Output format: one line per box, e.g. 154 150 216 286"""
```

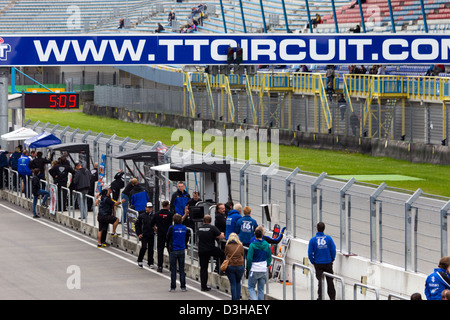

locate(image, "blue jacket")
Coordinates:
0 151 8 168
131 190 149 212
235 215 258 246
308 232 336 265
17 155 32 176
247 239 272 272
9 151 21 170
225 209 241 240
170 190 190 215
425 268 450 300
167 223 187 252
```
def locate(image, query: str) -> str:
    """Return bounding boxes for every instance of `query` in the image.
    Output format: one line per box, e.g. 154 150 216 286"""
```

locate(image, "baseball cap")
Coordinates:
146 202 153 207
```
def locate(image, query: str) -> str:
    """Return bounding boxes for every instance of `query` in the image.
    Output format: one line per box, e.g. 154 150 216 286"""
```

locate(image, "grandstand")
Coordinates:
0 0 448 35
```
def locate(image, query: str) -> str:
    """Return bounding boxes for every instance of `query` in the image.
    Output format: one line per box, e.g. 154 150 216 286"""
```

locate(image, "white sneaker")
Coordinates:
138 262 143 268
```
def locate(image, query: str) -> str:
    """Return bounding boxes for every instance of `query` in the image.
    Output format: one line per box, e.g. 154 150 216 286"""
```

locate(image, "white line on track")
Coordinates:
0 202 225 300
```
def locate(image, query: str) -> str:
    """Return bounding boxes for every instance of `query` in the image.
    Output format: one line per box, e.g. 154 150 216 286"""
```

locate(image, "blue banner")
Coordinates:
0 34 449 66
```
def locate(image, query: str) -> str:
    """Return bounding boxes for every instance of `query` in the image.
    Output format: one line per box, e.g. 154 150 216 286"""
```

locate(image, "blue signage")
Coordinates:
0 34 448 66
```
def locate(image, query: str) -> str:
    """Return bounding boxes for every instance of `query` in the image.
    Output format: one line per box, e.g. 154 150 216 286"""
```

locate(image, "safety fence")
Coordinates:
2 121 449 299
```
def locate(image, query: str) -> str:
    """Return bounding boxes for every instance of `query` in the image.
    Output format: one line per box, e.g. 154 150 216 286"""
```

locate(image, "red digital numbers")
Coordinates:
68 94 77 108
49 94 57 108
48 94 78 108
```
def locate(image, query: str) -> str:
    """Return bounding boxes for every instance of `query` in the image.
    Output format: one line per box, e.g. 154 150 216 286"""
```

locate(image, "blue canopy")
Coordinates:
24 131 61 148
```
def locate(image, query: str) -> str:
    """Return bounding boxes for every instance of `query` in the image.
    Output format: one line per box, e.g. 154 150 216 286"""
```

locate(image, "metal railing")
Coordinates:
95 71 450 145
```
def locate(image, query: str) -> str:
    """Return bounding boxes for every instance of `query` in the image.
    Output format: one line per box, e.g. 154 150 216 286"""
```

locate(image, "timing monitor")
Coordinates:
189 205 204 222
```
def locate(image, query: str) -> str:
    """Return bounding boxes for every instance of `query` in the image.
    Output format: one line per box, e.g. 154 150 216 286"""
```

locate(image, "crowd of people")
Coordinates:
4 145 449 300
89 177 276 299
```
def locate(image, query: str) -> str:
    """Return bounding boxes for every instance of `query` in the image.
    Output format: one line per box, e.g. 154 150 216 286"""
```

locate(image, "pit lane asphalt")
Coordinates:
0 199 229 300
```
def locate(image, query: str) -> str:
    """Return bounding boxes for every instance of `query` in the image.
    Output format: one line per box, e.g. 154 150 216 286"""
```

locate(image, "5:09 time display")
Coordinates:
24 93 80 109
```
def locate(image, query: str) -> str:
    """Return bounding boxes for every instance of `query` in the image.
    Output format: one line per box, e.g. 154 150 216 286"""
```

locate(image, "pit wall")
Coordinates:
1 189 427 300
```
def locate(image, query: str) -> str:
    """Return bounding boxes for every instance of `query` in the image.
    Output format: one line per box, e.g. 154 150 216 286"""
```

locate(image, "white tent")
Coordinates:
1 127 39 142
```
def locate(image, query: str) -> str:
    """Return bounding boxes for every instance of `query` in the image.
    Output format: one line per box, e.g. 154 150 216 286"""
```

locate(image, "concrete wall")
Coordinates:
84 103 450 166
1 187 426 300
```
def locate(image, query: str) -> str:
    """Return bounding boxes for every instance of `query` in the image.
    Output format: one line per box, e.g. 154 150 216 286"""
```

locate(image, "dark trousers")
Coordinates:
170 250 186 290
314 262 336 300
138 235 155 265
156 233 167 268
199 247 225 290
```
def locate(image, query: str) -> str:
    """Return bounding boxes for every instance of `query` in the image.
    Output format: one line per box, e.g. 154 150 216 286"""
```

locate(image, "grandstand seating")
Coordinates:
0 0 448 35
319 0 450 33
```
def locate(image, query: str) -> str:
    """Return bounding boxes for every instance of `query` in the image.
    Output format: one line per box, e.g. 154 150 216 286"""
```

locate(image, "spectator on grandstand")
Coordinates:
225 203 242 240
350 112 360 136
31 168 49 219
442 289 450 300
224 232 245 300
247 227 272 300
187 22 197 33
425 256 450 300
135 202 155 268
426 64 445 77
95 186 122 248
326 81 335 102
168 11 176 26
325 65 335 88
349 24 360 33
235 206 258 248
155 23 165 33
167 213 188 292
197 214 225 291
170 181 190 215
369 65 379 75
308 14 321 28
338 94 347 121
377 65 386 75
151 200 174 273
308 222 336 300
118 18 124 29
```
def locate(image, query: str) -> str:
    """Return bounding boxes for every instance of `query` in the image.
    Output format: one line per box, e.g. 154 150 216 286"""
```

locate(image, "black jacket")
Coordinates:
73 167 91 191
135 211 155 238
150 208 174 237
49 163 75 186
31 175 41 196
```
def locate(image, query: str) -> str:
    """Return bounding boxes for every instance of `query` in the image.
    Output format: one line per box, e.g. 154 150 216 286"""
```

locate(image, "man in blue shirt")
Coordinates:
425 256 450 300
18 150 32 197
225 203 242 240
308 222 336 300
167 213 187 292
235 206 258 247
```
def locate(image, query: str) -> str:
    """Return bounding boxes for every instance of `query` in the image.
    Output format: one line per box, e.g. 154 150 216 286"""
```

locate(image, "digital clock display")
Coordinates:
24 93 79 109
